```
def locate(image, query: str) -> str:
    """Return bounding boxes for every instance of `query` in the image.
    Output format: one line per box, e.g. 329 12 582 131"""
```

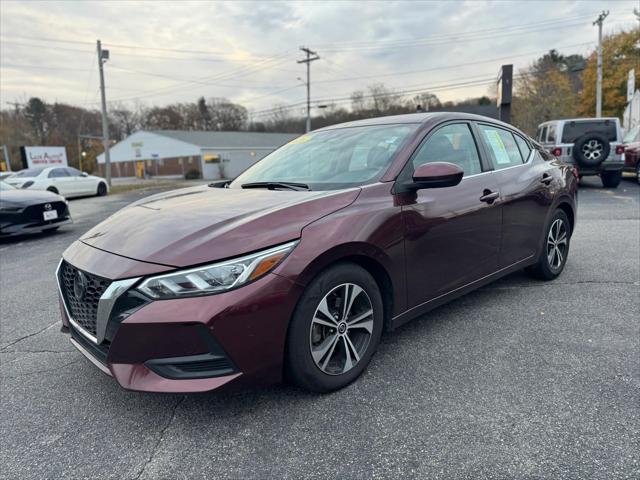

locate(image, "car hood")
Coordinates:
0 189 64 207
80 185 360 268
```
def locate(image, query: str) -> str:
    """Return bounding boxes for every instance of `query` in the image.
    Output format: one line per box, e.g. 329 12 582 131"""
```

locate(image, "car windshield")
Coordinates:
12 168 44 178
0 181 16 191
230 124 419 190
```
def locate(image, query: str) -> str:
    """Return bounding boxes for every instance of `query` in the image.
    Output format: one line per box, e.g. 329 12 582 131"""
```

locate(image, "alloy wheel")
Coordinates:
309 283 374 375
582 140 603 161
547 218 568 270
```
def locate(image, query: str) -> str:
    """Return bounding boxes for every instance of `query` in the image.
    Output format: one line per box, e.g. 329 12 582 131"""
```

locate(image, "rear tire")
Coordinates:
46 186 59 194
525 209 571 281
285 263 383 393
601 170 622 188
97 182 107 196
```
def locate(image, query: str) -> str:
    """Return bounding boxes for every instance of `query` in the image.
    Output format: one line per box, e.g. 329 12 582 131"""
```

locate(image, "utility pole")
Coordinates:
97 40 111 186
593 10 609 117
297 47 320 133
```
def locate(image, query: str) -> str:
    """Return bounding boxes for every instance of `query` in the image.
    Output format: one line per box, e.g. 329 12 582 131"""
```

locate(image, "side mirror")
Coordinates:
80 172 88 177
410 162 464 189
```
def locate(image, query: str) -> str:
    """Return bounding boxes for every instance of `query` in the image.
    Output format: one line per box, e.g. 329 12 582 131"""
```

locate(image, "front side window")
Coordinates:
477 124 524 170
411 123 482 176
66 167 81 176
231 124 419 190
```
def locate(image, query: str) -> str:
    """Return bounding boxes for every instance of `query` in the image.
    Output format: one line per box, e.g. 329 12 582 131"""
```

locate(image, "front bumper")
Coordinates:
1 216 72 236
57 242 303 393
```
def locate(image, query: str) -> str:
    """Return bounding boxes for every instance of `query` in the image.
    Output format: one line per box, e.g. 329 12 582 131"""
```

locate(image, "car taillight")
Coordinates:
615 145 625 155
552 147 562 157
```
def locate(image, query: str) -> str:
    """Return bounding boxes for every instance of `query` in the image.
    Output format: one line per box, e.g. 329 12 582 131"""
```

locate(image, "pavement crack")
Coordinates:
2 359 81 378
0 321 60 352
132 395 186 480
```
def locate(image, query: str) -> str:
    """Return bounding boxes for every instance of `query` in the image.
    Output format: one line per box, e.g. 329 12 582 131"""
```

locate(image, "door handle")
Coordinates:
479 189 499 203
541 173 553 185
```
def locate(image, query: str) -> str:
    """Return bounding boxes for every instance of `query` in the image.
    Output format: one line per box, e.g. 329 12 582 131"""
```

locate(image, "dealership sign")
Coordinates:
23 146 68 168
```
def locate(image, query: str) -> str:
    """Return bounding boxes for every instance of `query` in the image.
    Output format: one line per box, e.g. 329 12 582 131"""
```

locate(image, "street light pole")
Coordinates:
297 47 320 133
593 10 609 117
97 40 112 185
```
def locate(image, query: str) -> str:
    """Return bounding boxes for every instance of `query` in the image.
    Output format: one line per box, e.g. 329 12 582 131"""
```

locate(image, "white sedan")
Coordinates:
5 167 109 198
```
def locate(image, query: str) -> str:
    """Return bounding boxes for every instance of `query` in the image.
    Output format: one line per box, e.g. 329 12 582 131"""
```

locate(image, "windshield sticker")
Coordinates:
289 135 312 145
484 130 511 165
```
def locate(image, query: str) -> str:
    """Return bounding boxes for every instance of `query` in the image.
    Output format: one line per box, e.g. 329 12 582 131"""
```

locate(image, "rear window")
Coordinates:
561 120 617 143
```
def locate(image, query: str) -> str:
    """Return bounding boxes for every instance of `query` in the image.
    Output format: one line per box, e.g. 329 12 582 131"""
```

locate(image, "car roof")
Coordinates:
315 112 519 132
539 117 620 125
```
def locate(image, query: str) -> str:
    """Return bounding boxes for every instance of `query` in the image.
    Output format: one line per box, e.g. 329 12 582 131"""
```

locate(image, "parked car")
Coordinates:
5 167 109 197
0 181 71 236
56 113 577 394
535 117 625 187
622 125 640 184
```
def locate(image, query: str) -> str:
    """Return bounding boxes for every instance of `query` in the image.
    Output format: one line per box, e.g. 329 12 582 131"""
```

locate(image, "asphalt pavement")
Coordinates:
1 177 638 479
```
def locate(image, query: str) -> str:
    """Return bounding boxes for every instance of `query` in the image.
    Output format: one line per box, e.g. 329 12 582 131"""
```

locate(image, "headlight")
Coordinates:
21 181 34 189
136 240 297 299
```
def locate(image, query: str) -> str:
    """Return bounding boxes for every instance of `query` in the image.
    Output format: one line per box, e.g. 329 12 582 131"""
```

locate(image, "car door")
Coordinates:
66 167 94 195
47 168 76 196
399 122 501 309
475 123 555 267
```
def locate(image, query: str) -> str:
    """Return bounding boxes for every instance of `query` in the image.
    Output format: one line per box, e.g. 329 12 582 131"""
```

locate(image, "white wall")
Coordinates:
200 148 274 180
97 131 199 164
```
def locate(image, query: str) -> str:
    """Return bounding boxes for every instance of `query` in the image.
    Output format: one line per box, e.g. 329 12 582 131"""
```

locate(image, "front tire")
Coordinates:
286 263 383 393
97 182 107 196
526 209 571 280
601 170 622 188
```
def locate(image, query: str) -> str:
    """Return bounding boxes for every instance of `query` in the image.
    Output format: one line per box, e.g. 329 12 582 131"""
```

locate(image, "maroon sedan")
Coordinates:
57 113 577 393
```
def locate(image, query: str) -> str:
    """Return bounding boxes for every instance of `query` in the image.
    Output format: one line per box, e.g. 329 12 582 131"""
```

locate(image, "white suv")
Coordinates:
536 117 625 188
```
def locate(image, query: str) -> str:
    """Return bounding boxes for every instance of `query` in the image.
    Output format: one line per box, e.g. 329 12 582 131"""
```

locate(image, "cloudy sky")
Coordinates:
1 0 638 119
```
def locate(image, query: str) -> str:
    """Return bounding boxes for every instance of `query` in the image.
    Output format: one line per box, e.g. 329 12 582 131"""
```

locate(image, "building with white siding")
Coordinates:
97 130 298 180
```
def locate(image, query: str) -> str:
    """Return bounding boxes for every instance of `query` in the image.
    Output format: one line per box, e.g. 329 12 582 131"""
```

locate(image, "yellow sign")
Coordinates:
204 154 221 163
288 135 312 145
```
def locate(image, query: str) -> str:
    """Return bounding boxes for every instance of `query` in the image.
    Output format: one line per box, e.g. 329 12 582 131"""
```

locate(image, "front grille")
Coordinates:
59 261 111 337
23 201 67 222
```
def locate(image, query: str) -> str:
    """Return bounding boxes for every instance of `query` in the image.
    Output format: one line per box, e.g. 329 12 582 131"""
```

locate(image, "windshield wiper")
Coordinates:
240 181 311 191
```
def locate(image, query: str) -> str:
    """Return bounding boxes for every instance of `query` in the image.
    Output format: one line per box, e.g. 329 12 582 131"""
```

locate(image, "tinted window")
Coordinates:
48 168 70 178
561 120 617 143
477 124 524 169
411 123 482 176
514 135 532 161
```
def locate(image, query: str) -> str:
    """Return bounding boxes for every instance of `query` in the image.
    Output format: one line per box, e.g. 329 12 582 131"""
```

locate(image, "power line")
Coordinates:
313 13 602 49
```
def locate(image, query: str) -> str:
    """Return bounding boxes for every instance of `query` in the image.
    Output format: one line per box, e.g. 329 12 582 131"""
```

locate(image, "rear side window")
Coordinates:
514 135 532 161
477 124 524 169
561 120 617 143
547 124 557 143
